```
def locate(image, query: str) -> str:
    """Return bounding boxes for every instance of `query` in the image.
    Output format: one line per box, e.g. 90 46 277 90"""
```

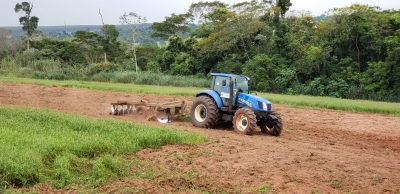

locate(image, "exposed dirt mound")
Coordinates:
1 83 399 193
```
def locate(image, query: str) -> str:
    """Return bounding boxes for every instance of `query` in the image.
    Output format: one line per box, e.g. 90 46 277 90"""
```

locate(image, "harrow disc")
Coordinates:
156 112 169 123
135 106 148 118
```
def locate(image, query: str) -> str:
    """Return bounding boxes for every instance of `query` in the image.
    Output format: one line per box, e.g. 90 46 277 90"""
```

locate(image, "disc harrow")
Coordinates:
110 100 186 123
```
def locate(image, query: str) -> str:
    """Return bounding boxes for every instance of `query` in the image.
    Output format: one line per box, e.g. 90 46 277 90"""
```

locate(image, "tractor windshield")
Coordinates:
234 76 249 94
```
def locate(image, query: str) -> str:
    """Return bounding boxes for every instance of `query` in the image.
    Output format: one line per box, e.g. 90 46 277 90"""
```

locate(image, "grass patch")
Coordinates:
252 184 275 193
0 106 207 189
323 178 345 190
1 76 400 115
0 76 203 97
260 93 400 116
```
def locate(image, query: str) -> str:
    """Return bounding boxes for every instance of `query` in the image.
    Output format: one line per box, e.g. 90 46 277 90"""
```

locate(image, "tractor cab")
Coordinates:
210 73 249 107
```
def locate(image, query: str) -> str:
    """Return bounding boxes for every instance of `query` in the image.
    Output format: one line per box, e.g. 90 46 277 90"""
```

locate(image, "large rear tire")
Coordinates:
233 107 256 135
190 95 220 128
260 111 283 136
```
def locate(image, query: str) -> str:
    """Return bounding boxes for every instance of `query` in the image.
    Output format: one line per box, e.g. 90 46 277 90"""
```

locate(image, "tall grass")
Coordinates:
0 106 207 189
0 58 210 87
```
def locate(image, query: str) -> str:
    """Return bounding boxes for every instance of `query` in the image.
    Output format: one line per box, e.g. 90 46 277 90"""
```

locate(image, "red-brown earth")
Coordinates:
1 83 399 193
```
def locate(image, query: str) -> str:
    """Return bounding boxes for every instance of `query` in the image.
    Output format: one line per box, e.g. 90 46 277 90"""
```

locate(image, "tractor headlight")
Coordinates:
263 102 268 110
262 102 272 111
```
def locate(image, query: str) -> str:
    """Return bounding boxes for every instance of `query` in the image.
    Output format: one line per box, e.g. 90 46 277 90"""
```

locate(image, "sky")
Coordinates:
1 0 400 27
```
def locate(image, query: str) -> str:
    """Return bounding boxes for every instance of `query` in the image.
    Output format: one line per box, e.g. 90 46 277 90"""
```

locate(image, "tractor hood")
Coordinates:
237 93 273 112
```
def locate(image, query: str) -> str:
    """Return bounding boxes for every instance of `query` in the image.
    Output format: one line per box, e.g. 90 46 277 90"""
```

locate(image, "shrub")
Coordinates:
146 61 161 72
30 59 61 72
91 72 115 82
87 63 122 75
135 71 161 85
33 70 67 80
347 84 366 100
326 78 349 98
16 67 34 78
0 48 8 61
111 71 138 83
47 71 67 80
17 48 39 67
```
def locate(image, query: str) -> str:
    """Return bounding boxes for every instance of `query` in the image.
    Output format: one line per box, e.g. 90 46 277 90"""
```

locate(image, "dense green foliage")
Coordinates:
150 13 193 40
0 106 207 188
1 1 400 102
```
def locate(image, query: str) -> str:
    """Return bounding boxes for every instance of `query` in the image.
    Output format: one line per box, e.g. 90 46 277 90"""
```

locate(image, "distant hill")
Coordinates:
314 14 327 22
2 23 197 46
2 25 146 38
3 25 92 37
1 24 158 45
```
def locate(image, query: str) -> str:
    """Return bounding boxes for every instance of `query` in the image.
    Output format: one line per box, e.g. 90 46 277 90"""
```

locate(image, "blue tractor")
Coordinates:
190 73 283 136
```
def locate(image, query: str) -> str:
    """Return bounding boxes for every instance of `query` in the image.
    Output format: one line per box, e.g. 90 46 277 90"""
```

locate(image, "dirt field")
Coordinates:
1 83 400 193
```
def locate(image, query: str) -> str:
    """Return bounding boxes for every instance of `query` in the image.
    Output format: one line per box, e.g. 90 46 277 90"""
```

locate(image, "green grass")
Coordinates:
0 106 207 189
0 76 204 96
1 76 400 115
261 93 400 115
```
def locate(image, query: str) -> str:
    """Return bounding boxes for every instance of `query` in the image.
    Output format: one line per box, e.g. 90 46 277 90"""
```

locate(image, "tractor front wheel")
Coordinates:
190 95 220 128
233 107 256 135
260 111 283 136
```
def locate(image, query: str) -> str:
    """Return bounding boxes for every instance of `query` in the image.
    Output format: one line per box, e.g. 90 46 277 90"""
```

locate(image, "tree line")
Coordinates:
1 1 400 102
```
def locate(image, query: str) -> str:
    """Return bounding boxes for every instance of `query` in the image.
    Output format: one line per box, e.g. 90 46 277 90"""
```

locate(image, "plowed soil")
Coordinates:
1 83 400 194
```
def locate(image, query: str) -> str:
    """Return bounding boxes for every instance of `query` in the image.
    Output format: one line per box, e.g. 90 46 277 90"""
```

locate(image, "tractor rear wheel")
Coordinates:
233 107 256 135
190 95 220 128
260 111 283 136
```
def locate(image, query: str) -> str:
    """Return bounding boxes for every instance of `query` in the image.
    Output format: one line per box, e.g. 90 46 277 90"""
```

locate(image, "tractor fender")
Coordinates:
196 89 223 108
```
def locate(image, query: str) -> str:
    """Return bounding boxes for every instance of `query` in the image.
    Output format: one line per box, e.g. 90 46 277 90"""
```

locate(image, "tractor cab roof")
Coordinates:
210 73 250 80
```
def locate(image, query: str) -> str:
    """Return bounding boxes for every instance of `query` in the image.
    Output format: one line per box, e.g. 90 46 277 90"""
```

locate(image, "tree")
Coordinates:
0 28 12 47
195 1 268 59
188 0 228 23
324 4 386 73
276 0 292 16
14 2 39 50
381 28 400 97
119 12 147 72
243 54 278 92
73 30 103 64
150 13 193 40
100 24 120 63
161 36 186 71
98 9 121 64
0 28 13 58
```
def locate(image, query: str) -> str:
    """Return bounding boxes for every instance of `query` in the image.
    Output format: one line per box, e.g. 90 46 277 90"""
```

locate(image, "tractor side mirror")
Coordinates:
222 80 227 86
